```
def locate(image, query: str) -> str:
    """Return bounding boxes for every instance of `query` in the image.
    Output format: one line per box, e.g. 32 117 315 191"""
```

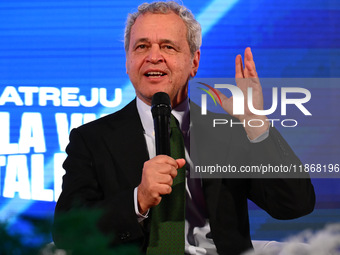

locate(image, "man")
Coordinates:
53 1 315 254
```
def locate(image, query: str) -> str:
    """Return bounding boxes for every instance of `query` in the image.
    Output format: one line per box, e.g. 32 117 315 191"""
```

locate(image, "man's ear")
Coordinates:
125 60 128 74
190 50 200 77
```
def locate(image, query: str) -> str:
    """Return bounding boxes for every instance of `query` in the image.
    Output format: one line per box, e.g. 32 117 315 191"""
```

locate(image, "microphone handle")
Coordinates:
154 114 171 156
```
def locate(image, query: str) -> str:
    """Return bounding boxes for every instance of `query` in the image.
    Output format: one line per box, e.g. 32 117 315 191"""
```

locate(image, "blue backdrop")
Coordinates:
0 0 339 242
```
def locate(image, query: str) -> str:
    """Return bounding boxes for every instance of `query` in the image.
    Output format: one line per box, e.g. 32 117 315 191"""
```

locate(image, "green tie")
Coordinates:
147 114 186 254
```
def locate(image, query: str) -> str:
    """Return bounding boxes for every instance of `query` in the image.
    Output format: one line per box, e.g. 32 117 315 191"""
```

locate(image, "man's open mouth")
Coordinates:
144 71 167 78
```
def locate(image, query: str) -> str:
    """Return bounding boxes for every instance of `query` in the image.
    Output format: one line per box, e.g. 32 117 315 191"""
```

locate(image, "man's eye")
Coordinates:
164 45 174 50
136 45 146 49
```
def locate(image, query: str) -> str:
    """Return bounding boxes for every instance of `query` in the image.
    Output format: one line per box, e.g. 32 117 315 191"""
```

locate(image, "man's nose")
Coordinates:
146 45 164 64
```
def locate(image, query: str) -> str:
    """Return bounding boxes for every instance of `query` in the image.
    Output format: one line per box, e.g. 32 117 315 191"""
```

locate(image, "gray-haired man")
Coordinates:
54 2 315 254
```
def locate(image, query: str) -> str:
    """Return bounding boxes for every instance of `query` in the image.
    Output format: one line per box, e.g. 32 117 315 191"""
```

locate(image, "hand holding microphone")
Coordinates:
137 93 185 214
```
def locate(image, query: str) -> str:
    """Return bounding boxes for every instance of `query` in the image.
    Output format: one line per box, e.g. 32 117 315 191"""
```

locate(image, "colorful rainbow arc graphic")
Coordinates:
197 82 222 106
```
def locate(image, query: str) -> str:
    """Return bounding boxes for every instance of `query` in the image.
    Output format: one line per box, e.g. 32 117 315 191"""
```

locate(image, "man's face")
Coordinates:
126 12 200 107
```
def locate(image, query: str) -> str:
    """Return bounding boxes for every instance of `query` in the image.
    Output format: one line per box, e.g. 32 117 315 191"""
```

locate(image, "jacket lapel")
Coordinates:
105 99 150 187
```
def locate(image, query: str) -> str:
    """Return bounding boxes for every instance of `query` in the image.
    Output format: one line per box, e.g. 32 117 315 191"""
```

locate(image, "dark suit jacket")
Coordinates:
54 99 315 255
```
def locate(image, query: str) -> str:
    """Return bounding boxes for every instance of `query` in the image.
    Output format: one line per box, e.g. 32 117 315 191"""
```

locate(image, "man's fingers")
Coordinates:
150 155 179 169
143 156 185 184
176 158 186 169
244 61 257 77
235 54 244 78
244 47 253 61
158 184 172 195
164 158 185 179
209 88 233 115
154 172 174 185
244 47 257 78
235 47 258 78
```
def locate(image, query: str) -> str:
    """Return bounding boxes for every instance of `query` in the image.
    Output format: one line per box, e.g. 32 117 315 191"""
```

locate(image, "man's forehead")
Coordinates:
130 12 187 42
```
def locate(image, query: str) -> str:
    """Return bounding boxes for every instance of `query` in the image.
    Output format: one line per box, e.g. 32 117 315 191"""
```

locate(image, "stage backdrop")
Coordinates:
0 0 339 241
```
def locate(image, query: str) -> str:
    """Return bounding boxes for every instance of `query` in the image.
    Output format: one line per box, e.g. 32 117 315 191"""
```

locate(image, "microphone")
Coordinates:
151 92 172 156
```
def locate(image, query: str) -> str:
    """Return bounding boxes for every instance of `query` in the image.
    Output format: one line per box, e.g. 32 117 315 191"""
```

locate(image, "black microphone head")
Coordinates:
152 92 171 107
151 92 171 118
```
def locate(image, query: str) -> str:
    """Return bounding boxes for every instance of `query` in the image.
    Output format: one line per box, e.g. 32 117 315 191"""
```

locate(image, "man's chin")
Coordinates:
147 88 172 98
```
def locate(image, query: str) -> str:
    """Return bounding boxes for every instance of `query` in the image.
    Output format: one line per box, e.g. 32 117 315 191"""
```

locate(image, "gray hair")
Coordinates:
124 1 202 56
